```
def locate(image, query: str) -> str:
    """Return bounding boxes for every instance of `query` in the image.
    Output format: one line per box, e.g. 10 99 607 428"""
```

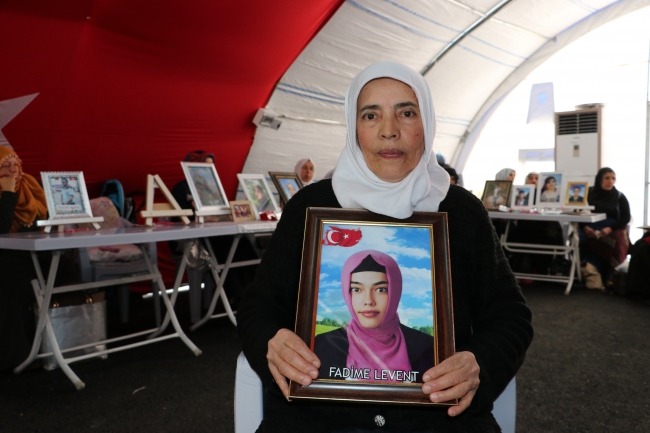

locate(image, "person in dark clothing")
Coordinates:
314 251 434 383
170 150 258 307
579 167 631 283
237 62 533 433
0 147 78 371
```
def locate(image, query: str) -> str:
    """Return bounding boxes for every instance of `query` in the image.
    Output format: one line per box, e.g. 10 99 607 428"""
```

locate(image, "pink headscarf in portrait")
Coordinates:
341 250 411 380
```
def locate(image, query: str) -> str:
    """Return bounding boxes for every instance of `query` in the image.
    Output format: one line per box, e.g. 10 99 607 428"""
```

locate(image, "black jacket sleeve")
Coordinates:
447 188 533 414
0 192 18 234
610 193 631 231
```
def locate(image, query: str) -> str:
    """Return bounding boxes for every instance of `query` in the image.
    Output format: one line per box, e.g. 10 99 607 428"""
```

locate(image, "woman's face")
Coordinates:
546 177 556 191
300 161 314 183
254 186 263 200
507 171 516 181
350 271 389 329
526 173 538 186
356 78 425 183
0 157 19 180
601 172 616 190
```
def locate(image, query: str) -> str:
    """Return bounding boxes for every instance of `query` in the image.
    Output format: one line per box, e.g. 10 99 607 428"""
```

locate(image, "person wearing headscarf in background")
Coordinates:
294 158 315 185
0 147 79 370
443 166 459 185
579 167 631 287
169 150 258 314
495 168 516 181
238 62 532 433
315 250 434 383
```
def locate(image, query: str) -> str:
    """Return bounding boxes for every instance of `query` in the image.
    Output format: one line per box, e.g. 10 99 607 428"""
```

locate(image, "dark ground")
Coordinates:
1 283 649 433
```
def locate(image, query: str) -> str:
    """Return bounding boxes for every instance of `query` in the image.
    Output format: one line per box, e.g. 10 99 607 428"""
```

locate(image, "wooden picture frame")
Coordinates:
41 171 93 219
269 171 304 205
537 172 565 208
481 180 512 210
564 180 589 207
237 174 280 219
229 200 256 222
289 208 456 407
510 184 535 210
181 162 230 216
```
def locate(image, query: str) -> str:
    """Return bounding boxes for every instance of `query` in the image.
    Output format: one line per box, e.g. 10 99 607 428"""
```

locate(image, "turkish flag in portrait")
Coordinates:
322 226 362 247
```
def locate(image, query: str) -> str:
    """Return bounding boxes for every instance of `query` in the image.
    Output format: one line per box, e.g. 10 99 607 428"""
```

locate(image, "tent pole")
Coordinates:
645 31 650 227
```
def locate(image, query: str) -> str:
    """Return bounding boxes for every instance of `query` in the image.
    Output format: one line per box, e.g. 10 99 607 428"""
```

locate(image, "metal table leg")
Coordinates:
190 235 240 330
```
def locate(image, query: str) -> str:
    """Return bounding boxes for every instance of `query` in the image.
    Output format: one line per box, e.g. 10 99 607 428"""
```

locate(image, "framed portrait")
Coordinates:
510 185 535 210
40 172 93 219
289 208 456 406
481 180 512 210
537 172 565 208
229 200 256 222
564 181 589 207
181 162 230 215
268 172 304 204
236 174 280 219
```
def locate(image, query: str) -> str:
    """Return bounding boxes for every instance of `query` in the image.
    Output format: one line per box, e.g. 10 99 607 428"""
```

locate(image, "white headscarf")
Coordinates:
495 168 515 181
332 62 450 219
294 158 315 185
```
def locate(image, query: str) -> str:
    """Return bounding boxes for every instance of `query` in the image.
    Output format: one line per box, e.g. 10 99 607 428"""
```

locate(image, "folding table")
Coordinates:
0 221 277 389
488 211 605 295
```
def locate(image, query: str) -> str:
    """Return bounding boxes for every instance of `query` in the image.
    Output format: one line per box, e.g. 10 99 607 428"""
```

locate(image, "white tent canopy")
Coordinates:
243 0 650 180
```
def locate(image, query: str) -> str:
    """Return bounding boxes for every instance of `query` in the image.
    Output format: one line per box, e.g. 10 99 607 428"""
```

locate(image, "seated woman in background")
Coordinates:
580 167 631 285
295 158 315 185
495 168 515 181
0 147 78 370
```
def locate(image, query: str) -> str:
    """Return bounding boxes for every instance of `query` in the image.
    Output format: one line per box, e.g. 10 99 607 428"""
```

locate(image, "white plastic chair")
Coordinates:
234 353 516 433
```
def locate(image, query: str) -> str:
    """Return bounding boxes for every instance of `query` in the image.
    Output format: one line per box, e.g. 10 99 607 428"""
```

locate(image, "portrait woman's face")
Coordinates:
0 156 19 180
526 173 538 186
253 185 264 200
349 271 389 328
356 78 425 183
601 172 616 190
545 177 556 191
300 161 315 183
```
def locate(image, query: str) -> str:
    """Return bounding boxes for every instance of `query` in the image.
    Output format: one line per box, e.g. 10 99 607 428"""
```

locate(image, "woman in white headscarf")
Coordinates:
238 62 532 433
495 168 516 181
295 158 315 185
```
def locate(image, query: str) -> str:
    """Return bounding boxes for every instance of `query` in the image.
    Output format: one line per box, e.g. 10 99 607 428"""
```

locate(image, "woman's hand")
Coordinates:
600 227 612 237
421 351 480 417
0 176 16 192
267 328 321 398
584 226 597 239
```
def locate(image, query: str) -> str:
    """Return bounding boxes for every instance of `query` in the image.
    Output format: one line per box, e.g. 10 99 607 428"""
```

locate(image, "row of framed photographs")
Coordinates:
481 172 590 211
39 164 307 223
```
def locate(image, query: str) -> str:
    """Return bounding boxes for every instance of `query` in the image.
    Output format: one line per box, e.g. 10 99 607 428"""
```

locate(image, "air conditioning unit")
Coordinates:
555 105 602 185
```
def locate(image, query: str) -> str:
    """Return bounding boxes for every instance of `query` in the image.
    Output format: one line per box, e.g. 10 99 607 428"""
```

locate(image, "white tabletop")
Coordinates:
0 221 278 251
488 211 606 223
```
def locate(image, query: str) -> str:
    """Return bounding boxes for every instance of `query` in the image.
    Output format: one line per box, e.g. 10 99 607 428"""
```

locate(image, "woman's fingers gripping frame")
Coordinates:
266 328 321 398
420 351 481 416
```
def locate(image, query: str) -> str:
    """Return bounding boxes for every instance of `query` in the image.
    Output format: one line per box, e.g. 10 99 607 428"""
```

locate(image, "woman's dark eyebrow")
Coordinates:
359 104 380 112
372 281 389 286
395 101 418 109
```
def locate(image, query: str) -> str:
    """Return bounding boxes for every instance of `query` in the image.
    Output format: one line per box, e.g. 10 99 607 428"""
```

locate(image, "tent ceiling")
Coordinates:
244 0 650 176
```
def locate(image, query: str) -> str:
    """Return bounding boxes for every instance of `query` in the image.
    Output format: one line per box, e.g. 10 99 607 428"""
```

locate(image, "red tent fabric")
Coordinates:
1 0 342 286
0 0 342 197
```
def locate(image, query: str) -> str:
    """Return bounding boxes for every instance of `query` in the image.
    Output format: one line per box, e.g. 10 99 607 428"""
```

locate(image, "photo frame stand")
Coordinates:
194 209 223 224
37 216 104 233
140 174 193 226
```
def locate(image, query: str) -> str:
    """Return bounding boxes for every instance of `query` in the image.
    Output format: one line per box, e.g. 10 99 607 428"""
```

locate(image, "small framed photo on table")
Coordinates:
229 200 256 222
565 181 589 207
268 172 304 204
537 172 565 208
41 172 93 219
237 174 280 219
481 180 512 210
181 162 230 215
289 208 456 406
510 185 535 210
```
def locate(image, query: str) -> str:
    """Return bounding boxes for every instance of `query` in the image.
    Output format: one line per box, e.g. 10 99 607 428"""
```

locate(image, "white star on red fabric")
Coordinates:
344 234 349 239
0 93 38 149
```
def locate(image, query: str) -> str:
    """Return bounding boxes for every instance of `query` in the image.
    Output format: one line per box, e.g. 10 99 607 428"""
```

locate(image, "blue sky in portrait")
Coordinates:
317 222 434 329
